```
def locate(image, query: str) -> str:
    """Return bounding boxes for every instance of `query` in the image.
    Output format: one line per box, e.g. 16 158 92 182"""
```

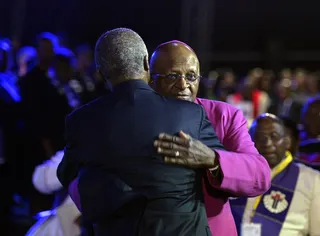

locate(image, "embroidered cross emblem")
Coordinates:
271 193 284 209
263 191 289 214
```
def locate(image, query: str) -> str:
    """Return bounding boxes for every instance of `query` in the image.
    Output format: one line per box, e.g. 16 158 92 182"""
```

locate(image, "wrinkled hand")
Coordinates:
154 131 216 168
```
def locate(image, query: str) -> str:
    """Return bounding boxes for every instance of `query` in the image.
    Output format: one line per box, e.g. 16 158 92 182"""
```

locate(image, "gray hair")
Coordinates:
95 28 148 80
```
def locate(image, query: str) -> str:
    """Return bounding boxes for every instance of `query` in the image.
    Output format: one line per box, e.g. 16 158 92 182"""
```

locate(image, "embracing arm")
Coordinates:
57 114 82 188
206 109 271 197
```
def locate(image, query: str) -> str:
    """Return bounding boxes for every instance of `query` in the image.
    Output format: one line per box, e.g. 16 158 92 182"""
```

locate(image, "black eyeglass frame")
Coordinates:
151 73 202 83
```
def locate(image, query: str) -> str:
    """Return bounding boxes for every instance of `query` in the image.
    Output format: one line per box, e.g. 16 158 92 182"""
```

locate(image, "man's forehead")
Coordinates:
153 41 197 60
151 50 198 71
255 120 282 132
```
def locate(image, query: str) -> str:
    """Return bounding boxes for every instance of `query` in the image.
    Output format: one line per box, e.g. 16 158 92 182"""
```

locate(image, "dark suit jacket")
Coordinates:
57 79 225 236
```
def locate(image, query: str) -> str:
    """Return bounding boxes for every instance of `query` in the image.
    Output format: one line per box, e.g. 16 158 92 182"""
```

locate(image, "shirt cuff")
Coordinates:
206 152 223 187
209 165 220 177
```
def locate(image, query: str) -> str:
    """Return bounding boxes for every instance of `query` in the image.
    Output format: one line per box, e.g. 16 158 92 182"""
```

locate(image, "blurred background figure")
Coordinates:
268 78 302 124
280 116 300 156
280 68 292 80
73 44 102 103
305 72 320 98
16 46 37 77
19 33 59 218
212 69 236 102
292 69 309 104
0 39 21 233
258 69 275 95
0 38 20 235
227 75 270 126
299 96 320 171
26 150 81 236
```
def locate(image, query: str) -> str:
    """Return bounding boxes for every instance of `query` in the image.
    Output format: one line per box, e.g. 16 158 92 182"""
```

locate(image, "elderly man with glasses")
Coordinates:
150 41 271 236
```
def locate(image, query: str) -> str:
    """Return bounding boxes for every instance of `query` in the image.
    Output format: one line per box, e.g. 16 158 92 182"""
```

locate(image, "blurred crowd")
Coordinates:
199 67 319 126
0 33 109 235
1 31 320 235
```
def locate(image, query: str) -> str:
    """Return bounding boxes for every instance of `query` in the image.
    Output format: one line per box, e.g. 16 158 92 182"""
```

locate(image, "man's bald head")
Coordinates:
150 40 198 72
154 40 195 54
249 113 284 137
149 40 200 102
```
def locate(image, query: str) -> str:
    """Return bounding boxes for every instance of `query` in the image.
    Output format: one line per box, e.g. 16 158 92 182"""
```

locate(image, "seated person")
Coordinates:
280 115 299 156
230 113 320 236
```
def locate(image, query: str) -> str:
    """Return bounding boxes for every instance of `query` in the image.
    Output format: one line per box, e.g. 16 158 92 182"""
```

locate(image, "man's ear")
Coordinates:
144 55 149 72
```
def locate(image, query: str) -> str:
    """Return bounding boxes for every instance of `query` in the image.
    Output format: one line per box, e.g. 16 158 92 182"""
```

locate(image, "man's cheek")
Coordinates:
160 83 172 94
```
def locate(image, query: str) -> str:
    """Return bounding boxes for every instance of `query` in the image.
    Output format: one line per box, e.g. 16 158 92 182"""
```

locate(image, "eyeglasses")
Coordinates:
254 134 283 144
152 73 201 83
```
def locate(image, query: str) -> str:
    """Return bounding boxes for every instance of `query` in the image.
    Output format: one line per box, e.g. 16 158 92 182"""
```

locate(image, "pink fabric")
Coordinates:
195 98 271 236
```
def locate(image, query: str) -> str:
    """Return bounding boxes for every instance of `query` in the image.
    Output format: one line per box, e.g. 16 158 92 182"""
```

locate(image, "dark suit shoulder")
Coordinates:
67 95 109 122
164 97 203 113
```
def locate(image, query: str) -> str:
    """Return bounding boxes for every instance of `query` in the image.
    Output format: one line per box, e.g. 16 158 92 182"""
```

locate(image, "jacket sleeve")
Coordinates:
206 109 271 197
57 114 82 188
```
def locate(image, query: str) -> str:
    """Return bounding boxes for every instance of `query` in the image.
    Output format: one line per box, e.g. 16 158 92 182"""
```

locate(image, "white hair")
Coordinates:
95 28 148 80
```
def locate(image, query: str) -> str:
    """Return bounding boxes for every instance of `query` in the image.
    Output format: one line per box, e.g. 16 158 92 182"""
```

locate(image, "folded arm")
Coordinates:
206 109 271 197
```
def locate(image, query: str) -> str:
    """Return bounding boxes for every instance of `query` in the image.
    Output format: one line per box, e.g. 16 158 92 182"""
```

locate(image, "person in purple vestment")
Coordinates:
229 113 320 236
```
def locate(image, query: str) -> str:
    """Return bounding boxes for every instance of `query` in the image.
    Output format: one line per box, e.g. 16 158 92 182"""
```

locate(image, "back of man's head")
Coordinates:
94 28 149 85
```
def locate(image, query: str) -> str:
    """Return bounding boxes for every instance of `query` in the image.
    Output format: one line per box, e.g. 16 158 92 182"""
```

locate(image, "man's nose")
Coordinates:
175 76 188 89
263 137 273 147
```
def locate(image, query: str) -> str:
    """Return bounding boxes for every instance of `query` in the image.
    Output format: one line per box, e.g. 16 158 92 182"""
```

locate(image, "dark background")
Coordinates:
1 0 320 74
